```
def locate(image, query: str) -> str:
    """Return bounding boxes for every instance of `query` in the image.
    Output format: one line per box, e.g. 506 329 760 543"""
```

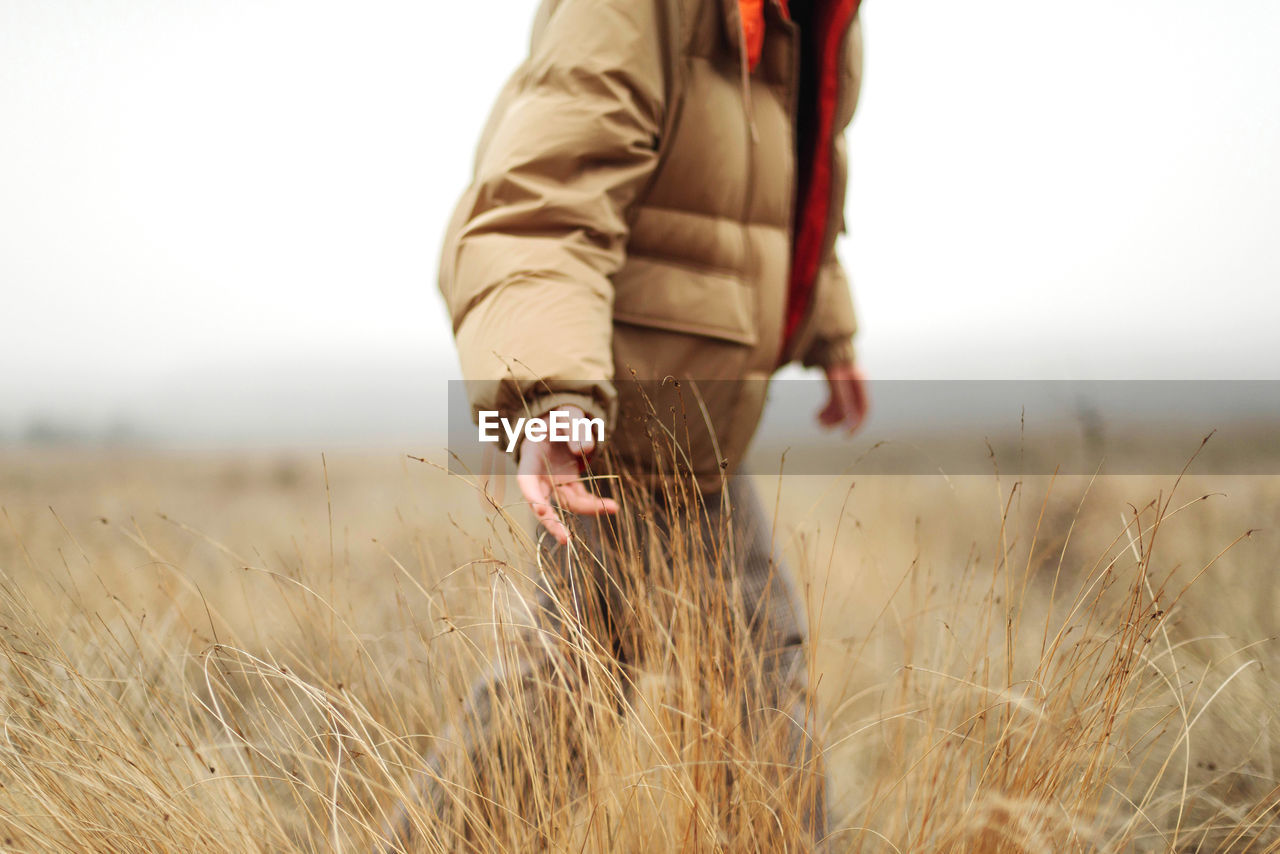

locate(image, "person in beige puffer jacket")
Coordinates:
442 0 868 525
396 0 870 847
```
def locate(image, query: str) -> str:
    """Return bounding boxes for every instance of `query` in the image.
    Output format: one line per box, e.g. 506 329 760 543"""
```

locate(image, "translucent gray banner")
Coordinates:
447 380 1280 476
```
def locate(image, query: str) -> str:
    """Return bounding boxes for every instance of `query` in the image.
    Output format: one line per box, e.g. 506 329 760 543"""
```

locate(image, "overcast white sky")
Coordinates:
2 0 1278 441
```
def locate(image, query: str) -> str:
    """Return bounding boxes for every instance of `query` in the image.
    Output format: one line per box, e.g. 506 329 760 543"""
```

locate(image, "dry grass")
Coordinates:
1 446 1279 852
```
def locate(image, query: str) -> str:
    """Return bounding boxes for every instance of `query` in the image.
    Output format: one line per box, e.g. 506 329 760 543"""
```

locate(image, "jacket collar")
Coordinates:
722 0 854 68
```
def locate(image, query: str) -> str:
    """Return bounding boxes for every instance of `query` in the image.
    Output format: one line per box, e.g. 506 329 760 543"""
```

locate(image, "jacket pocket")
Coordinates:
611 255 758 347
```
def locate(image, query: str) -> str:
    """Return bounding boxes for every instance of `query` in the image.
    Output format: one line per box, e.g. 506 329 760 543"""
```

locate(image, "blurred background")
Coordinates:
3 0 1279 449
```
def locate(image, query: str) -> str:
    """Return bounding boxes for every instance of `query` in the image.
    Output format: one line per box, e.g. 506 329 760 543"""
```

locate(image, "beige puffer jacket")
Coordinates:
440 0 863 487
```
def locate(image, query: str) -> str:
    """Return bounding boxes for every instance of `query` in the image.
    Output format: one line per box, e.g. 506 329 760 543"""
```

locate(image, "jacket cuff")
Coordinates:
519 391 608 426
801 335 857 369
510 390 612 462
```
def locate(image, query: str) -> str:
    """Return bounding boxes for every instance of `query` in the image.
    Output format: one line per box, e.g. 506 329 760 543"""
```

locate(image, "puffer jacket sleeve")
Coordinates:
801 249 858 368
801 14 862 369
440 0 671 432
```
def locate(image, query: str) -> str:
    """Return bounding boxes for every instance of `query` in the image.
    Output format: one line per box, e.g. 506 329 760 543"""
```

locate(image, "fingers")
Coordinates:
517 470 551 518
511 406 614 544
837 377 865 434
519 472 569 545
533 499 570 545
833 378 856 433
560 405 595 458
817 370 852 429
846 373 869 434
817 390 844 427
565 433 594 457
816 366 869 434
534 501 570 545
522 481 617 546
517 466 617 546
553 481 619 516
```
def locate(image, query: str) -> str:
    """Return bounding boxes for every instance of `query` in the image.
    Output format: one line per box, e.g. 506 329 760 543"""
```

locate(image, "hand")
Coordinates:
516 405 619 545
817 362 869 434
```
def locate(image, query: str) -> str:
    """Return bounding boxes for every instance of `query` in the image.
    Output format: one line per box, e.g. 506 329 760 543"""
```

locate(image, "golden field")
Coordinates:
1 445 1278 852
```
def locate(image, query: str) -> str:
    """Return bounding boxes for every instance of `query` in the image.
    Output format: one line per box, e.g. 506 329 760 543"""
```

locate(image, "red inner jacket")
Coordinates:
741 0 861 361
